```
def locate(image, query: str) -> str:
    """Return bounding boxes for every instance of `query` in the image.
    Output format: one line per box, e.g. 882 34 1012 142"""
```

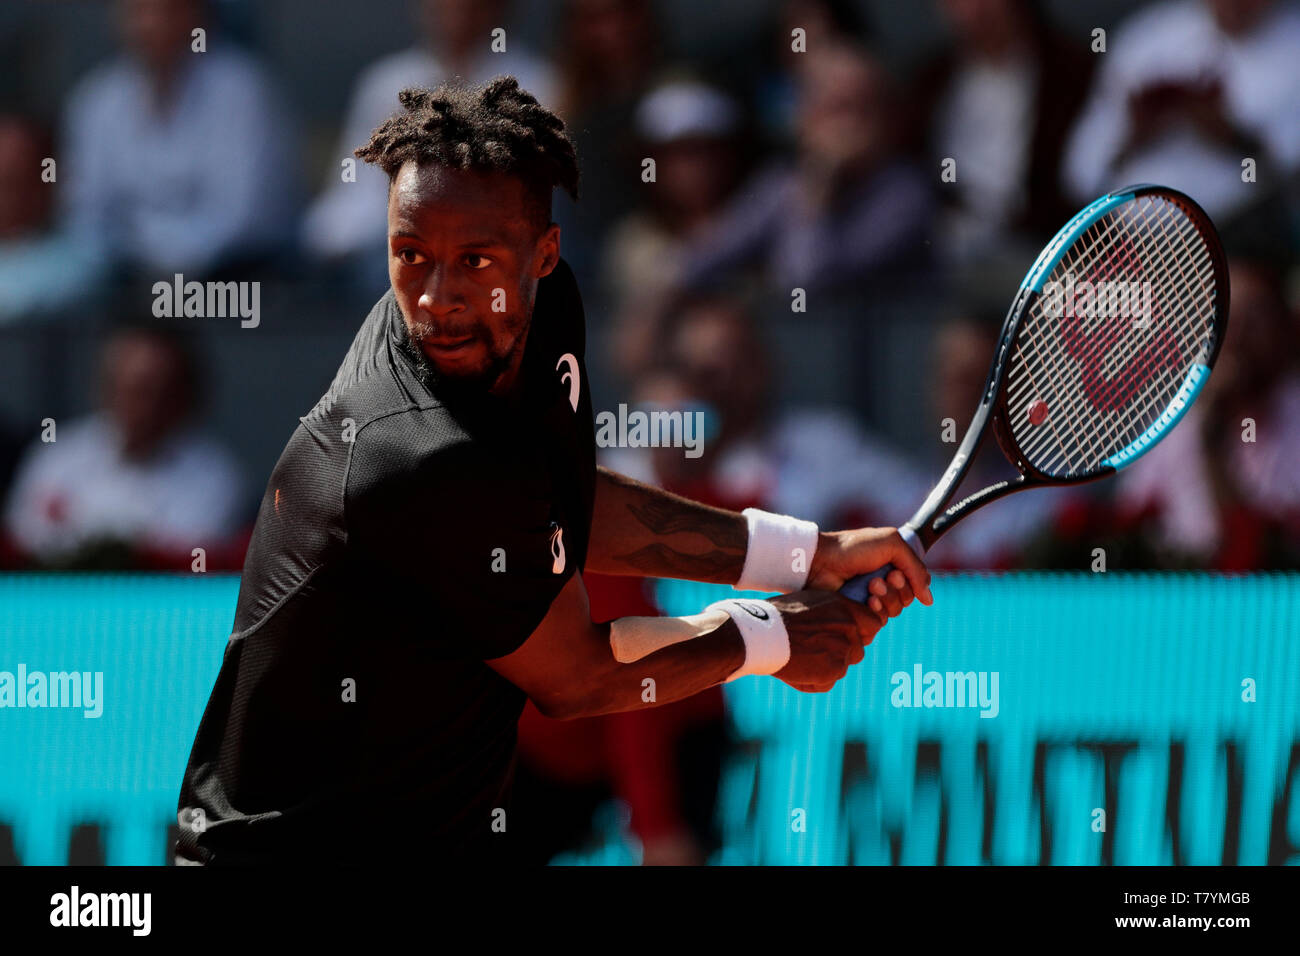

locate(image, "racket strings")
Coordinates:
1058 212 1187 417
1016 216 1125 467
1015 199 1212 473
1013 202 1203 472
1079 201 1212 439
1007 194 1218 478
1011 212 1136 470
1073 207 1208 403
1087 206 1214 442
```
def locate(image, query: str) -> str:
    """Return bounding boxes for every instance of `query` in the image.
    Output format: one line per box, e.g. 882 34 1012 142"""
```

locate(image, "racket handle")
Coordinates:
839 563 896 603
840 526 923 605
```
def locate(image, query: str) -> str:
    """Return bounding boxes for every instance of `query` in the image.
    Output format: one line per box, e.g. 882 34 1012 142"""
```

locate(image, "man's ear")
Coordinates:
535 223 561 279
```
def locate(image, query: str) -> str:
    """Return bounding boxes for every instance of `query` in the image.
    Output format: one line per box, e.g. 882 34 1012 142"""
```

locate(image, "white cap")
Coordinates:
634 80 741 144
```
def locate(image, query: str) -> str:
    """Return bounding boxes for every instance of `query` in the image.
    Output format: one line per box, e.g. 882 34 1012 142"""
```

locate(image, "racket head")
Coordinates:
898 185 1229 552
990 184 1229 484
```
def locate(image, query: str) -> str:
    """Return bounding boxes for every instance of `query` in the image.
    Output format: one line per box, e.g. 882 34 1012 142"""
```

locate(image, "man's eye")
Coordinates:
464 254 492 270
397 248 425 265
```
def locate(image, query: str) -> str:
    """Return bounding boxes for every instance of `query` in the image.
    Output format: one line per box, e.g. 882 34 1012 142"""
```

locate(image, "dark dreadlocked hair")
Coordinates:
354 76 580 233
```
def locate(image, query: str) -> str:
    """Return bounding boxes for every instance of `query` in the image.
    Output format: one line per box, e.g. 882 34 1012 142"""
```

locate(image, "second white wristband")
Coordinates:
707 598 790 682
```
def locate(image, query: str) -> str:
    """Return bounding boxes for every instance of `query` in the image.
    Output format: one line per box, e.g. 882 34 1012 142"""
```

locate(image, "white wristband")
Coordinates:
707 598 790 682
734 508 819 594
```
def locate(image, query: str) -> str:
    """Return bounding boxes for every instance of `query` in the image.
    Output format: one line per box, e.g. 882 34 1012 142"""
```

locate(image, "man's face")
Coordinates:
0 120 50 238
799 50 889 172
120 0 199 72
671 306 767 440
103 335 187 460
419 0 504 52
1207 0 1274 36
387 162 559 394
1212 260 1291 399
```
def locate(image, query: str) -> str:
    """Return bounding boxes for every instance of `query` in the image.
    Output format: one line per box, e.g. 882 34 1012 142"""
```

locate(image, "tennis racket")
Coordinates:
841 183 1229 603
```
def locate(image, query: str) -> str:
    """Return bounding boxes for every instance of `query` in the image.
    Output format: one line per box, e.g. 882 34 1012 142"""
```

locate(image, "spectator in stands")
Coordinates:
1062 0 1300 222
914 0 1095 262
603 295 927 528
548 0 662 294
673 40 935 298
301 0 555 288
753 0 873 146
0 410 24 568
59 0 297 279
0 115 106 322
553 0 658 122
1115 258 1300 568
3 325 245 568
603 76 747 377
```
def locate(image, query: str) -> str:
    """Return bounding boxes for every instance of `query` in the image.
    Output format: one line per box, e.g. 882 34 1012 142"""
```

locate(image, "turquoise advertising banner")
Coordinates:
1 573 1297 865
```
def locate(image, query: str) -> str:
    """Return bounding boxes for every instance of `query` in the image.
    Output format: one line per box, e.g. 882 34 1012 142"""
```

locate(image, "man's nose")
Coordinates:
418 265 466 316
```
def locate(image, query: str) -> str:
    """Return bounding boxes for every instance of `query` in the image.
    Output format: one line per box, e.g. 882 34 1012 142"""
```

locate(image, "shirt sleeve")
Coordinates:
59 72 117 264
344 429 573 660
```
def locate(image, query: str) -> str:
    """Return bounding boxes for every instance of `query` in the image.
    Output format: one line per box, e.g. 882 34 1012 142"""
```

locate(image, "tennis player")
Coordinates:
175 77 931 866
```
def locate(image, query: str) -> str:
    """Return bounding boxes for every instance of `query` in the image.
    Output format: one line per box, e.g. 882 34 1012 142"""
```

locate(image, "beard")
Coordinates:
400 311 529 403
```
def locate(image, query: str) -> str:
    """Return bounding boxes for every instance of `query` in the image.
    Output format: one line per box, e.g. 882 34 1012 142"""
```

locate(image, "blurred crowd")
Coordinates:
1 0 1297 863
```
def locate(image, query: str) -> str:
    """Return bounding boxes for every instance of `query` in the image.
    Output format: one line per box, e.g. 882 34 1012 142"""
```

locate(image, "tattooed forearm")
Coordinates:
626 497 747 551
589 467 749 581
610 542 743 578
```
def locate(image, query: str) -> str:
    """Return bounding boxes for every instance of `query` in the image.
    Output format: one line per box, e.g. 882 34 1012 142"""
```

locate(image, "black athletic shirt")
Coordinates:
175 258 596 864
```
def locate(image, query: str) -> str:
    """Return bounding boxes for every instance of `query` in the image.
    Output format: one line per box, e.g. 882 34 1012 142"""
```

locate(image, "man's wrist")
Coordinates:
713 616 748 683
707 598 790 682
733 508 819 594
